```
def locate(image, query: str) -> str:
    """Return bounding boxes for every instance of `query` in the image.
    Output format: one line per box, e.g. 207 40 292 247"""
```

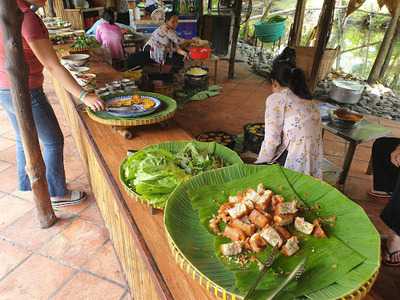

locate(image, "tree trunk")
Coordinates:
379 22 400 80
368 3 400 84
228 0 243 79
309 0 336 91
0 1 56 228
289 0 307 47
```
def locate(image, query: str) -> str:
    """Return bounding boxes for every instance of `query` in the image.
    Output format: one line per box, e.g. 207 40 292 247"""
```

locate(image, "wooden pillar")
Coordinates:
289 0 307 47
0 1 57 228
48 0 55 17
368 3 400 84
309 0 336 90
228 0 243 79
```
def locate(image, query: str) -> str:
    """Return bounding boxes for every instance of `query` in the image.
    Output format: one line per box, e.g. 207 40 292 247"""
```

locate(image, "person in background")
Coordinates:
255 61 323 179
86 9 135 37
145 0 158 16
96 8 125 61
126 13 187 70
0 0 105 207
116 0 130 25
370 137 400 266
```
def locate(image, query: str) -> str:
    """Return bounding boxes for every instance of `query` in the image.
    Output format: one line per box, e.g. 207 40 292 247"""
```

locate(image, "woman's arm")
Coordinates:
255 94 286 163
27 38 104 111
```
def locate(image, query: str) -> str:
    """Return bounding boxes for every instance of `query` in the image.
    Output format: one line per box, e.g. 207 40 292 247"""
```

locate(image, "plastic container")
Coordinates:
254 19 286 43
176 19 198 39
189 47 211 60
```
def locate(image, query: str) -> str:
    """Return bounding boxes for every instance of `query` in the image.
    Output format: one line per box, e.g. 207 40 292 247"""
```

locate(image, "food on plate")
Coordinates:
334 108 363 122
210 184 329 258
294 217 314 235
71 35 100 50
220 242 243 256
186 67 208 76
107 95 156 110
121 142 231 208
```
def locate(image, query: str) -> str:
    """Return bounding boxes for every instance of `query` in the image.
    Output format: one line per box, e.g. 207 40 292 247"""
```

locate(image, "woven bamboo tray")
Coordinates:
86 92 177 127
119 141 243 210
165 231 379 300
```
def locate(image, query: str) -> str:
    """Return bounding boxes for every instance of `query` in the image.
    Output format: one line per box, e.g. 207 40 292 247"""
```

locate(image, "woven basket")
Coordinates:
86 92 177 127
295 47 339 82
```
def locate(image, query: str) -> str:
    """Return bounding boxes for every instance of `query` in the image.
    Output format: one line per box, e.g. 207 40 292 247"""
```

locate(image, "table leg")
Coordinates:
338 142 358 186
214 59 218 84
112 126 134 139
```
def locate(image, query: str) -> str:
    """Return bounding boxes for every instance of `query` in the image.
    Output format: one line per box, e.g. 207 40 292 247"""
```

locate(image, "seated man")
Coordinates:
370 137 400 266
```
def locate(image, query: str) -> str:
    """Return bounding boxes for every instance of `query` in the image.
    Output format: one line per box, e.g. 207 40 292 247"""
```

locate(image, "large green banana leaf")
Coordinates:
120 141 243 209
164 164 380 299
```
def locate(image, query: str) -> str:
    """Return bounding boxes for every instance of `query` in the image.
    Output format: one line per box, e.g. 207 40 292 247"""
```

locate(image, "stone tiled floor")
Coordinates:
0 75 131 299
0 62 398 299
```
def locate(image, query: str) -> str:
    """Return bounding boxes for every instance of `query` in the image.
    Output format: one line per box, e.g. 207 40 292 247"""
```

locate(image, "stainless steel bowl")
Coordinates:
329 80 365 104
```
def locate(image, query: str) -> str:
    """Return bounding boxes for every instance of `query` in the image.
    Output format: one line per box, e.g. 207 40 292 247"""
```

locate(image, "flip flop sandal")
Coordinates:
51 191 87 208
367 190 391 202
382 249 400 267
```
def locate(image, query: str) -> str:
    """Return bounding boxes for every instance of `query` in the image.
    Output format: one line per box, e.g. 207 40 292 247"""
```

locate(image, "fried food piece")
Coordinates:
273 225 292 240
313 219 327 238
220 241 242 256
218 203 234 222
281 236 300 256
273 214 295 226
230 218 256 236
294 217 314 235
223 225 247 241
249 209 271 228
209 216 221 235
275 201 298 215
249 232 267 253
227 203 248 219
271 195 284 211
254 190 273 211
260 226 283 248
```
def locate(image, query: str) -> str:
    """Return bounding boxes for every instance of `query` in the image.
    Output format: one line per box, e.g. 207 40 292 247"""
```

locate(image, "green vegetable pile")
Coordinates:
121 143 227 208
72 35 100 49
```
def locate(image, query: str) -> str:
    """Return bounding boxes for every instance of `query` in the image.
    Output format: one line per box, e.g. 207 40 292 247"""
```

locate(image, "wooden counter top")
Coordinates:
52 60 216 299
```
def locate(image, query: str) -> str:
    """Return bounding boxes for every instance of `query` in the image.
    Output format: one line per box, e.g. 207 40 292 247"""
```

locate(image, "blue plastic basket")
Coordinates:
254 20 286 43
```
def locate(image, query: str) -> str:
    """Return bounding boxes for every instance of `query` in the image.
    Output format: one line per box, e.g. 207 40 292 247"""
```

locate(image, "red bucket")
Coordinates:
189 47 212 60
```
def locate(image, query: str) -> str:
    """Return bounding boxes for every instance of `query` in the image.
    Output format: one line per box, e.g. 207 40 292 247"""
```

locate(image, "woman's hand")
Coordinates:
82 94 105 111
390 146 400 167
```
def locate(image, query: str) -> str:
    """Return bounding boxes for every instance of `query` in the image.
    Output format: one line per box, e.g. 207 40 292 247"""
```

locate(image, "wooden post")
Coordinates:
368 3 400 84
379 22 400 80
47 0 55 17
0 1 57 228
289 0 307 47
309 0 336 90
228 0 243 79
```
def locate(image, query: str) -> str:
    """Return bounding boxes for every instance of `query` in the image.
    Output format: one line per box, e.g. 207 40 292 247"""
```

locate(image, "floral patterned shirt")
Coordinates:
145 25 182 64
256 88 323 179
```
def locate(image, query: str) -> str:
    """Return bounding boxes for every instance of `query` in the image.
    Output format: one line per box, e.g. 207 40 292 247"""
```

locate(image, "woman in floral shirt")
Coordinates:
256 62 323 179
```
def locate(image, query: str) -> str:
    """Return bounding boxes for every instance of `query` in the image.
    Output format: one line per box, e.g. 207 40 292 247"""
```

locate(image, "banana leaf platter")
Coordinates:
119 141 243 210
164 164 380 299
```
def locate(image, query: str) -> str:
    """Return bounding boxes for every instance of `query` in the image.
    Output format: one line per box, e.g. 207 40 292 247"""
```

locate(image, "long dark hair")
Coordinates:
270 61 312 100
103 8 116 25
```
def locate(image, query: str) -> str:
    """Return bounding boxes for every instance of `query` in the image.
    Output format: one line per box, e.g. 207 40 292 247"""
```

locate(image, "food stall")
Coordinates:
49 35 382 298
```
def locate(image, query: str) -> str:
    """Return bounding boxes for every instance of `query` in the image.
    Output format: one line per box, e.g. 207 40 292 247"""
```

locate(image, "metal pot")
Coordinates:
329 80 365 104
